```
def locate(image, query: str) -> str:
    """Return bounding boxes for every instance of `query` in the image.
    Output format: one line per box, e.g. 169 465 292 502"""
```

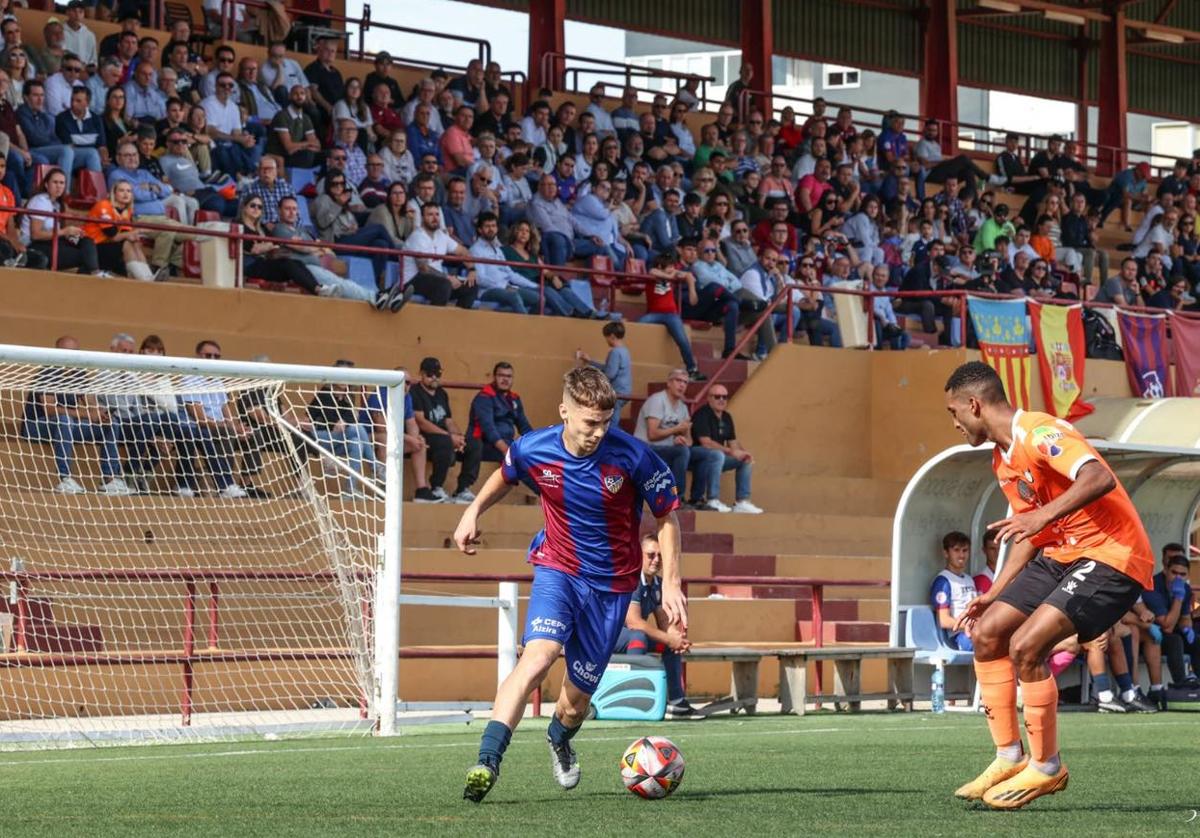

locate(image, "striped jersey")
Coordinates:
501 425 680 592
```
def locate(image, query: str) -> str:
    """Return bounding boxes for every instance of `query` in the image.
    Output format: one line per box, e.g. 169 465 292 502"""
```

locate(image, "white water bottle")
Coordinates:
931 665 946 714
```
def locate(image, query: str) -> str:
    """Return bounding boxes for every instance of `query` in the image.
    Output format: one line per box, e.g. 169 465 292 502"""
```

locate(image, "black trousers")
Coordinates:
424 432 482 494
1162 631 1200 684
897 298 955 336
411 271 478 308
32 238 98 273
246 257 321 294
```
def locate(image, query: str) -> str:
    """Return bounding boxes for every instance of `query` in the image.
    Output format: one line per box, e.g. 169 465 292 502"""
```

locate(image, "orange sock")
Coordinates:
975 658 1020 749
1019 675 1059 763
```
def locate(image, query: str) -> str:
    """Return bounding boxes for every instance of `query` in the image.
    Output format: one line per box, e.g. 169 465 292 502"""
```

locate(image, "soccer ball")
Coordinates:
620 736 685 799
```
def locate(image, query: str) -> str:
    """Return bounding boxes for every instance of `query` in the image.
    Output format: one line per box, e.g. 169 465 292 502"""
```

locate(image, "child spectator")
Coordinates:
973 528 999 594
576 321 631 417
930 530 978 650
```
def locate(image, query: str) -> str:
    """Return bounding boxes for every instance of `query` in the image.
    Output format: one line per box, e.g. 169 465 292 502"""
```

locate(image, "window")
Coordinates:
710 55 726 86
824 64 860 90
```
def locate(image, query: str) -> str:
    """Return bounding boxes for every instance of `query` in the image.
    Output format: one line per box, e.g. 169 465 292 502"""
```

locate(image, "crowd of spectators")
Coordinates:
6 4 1198 360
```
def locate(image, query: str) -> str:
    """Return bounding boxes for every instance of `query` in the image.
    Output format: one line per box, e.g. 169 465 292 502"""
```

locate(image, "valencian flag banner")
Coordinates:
1028 301 1093 420
1170 312 1200 397
967 296 1032 409
1116 311 1170 398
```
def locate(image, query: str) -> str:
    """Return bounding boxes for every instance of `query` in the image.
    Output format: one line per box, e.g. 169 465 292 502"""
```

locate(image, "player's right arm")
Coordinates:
955 536 1038 633
452 468 512 555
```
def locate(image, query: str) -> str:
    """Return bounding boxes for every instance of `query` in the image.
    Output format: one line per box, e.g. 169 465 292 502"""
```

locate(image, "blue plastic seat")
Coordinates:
288 167 317 192
345 256 376 293
904 606 975 667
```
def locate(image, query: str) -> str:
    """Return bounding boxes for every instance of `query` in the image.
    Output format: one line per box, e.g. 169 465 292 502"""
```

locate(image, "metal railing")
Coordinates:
220 0 491 67
540 52 713 106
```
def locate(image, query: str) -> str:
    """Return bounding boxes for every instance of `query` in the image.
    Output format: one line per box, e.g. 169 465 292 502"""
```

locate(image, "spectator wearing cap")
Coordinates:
972 201 1015 252
690 386 762 514
1141 545 1200 689
410 357 481 505
61 2 96 69
267 85 320 171
466 361 532 463
363 51 403 113
160 129 239 217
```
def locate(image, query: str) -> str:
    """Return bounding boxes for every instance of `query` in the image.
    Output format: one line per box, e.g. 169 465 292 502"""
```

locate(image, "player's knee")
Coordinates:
558 697 589 726
1006 632 1047 672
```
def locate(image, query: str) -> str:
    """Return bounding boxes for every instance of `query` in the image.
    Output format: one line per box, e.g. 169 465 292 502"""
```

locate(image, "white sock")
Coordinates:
996 742 1023 762
1097 689 1115 703
127 260 153 281
1032 754 1061 776
1120 689 1138 702
1151 683 1164 691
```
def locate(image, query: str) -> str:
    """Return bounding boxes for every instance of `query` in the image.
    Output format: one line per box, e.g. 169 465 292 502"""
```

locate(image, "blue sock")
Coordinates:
477 720 512 770
1092 672 1111 693
1121 634 1135 673
1115 670 1134 693
547 713 580 746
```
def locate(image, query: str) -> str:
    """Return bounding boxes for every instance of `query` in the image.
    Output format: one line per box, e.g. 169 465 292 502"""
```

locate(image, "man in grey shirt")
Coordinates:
159 130 239 217
634 370 696 502
1094 257 1146 307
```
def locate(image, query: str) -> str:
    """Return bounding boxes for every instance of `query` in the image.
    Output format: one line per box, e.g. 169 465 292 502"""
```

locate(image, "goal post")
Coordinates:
0 342 406 747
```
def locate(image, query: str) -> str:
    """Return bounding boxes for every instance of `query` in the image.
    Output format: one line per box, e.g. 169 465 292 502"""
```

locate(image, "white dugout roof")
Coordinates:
890 397 1200 645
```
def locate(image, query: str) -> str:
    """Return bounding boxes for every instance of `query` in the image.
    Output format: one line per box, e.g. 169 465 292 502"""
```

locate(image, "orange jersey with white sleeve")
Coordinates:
991 409 1153 589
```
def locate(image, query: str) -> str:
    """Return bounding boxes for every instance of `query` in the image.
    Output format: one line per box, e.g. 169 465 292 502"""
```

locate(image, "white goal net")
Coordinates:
0 344 405 749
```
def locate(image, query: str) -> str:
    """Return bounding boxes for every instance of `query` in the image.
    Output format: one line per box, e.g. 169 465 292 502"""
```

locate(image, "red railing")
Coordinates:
0 567 888 721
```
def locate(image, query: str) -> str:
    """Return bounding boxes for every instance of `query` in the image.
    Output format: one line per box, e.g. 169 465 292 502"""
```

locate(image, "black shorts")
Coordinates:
996 555 1143 643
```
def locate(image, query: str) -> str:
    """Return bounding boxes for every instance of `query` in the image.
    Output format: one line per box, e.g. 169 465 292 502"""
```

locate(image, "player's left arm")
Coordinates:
655 511 688 630
989 459 1115 544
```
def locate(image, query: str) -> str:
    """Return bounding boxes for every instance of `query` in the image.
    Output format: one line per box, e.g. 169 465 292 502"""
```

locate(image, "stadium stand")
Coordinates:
0 0 1197 728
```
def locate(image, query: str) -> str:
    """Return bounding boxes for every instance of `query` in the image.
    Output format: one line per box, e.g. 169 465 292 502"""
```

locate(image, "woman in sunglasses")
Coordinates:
237 196 322 295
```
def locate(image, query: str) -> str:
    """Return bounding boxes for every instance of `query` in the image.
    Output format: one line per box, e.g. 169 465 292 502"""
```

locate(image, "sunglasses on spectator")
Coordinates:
218 83 234 89
800 261 815 268
246 202 263 209
218 57 234 64
710 393 729 400
702 248 717 254
749 119 763 125
330 154 347 161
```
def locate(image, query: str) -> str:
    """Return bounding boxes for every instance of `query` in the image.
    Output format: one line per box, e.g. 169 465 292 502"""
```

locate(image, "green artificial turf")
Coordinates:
2 711 1197 837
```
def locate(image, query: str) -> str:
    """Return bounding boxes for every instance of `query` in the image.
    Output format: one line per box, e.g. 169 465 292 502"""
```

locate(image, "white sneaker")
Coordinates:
219 484 249 499
175 486 196 498
54 476 86 495
102 478 134 496
699 499 732 513
431 486 449 500
732 499 764 514
451 490 475 505
316 283 337 297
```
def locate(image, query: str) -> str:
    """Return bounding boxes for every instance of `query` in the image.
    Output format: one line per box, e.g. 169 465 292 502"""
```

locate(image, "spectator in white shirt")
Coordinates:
44 52 84 116
403 202 479 308
520 100 551 147
61 2 96 69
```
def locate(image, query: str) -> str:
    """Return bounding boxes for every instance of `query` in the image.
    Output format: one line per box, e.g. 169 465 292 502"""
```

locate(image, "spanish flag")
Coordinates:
1028 301 1093 420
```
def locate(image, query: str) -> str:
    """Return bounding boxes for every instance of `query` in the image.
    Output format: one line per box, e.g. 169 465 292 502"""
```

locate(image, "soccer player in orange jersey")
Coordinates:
943 362 1153 810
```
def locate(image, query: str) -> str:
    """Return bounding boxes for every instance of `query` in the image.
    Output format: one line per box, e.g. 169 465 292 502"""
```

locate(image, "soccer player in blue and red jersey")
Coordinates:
457 366 687 803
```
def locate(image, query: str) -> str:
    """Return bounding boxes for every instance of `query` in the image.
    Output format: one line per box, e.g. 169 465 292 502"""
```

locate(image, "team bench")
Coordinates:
684 646 916 717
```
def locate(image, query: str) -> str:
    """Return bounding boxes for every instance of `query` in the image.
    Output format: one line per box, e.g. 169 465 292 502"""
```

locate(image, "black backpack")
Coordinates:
1083 309 1123 361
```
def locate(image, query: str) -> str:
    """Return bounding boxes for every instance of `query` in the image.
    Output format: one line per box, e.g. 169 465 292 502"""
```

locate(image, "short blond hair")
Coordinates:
563 366 616 410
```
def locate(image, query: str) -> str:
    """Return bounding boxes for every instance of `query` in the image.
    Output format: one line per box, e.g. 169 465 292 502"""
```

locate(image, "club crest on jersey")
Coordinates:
1032 426 1063 457
603 474 624 494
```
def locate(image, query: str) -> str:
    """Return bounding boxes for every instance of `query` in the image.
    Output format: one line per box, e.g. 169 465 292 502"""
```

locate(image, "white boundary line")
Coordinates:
1 717 1195 768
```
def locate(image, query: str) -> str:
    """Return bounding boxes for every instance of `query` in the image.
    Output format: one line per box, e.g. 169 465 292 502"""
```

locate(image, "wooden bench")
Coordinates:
683 646 916 716
775 646 915 716
682 647 768 715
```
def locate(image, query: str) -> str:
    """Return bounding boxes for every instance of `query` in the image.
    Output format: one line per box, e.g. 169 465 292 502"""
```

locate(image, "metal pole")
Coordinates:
497 582 518 686
374 376 406 736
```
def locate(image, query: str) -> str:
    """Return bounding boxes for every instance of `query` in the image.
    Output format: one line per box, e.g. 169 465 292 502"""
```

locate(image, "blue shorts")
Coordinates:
524 566 633 695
